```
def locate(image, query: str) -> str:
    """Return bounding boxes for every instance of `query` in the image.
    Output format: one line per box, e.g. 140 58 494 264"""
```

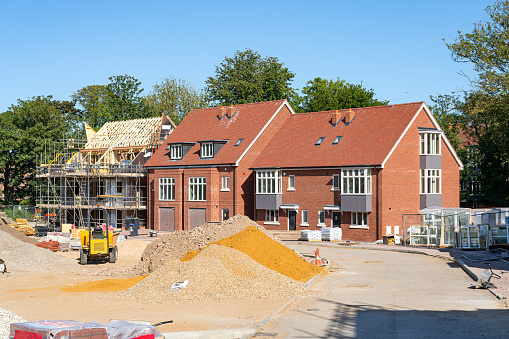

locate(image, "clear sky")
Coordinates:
0 0 491 112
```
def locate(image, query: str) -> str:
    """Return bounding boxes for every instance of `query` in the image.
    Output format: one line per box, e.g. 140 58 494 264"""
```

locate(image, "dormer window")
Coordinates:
170 145 182 160
315 137 325 146
201 142 213 158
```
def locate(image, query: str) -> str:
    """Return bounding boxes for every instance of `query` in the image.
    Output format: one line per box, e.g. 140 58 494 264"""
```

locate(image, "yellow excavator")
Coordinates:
80 207 119 265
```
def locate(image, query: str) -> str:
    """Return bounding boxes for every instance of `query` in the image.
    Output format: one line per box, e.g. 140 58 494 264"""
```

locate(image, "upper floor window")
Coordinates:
256 171 282 194
159 177 175 201
222 176 230 191
170 145 182 160
342 168 371 194
288 175 295 190
420 133 440 155
332 174 340 190
189 177 206 201
201 142 213 158
421 169 441 194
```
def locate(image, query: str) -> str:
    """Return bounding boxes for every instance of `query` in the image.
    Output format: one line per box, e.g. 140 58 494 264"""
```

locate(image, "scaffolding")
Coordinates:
36 115 174 230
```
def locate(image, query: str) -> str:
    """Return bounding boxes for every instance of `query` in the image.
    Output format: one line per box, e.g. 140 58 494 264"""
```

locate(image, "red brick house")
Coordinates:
250 102 463 242
144 100 293 231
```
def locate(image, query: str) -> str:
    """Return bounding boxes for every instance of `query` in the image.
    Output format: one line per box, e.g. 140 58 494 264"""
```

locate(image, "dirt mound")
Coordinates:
122 244 307 303
134 215 268 274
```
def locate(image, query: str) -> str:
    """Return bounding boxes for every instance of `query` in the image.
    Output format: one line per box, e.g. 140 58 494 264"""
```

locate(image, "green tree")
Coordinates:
205 49 296 105
297 77 388 113
445 0 509 206
71 85 108 130
105 74 152 120
144 77 208 125
0 96 79 204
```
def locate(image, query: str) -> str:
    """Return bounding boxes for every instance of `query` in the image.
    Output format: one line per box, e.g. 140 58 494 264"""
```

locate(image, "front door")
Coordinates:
222 208 229 221
289 211 296 231
332 211 341 228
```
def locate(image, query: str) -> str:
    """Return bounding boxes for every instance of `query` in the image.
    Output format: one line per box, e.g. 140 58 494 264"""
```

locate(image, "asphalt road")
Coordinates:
255 244 509 339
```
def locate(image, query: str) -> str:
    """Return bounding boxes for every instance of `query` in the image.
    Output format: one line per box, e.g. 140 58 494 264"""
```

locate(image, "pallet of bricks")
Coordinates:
36 240 59 252
48 232 71 251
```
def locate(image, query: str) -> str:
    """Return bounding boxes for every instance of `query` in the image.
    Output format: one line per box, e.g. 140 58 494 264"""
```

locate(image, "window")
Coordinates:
352 212 368 227
318 210 325 225
201 142 213 158
288 175 295 190
265 210 279 223
420 133 440 155
332 136 343 145
315 137 325 146
170 145 182 159
159 178 175 201
302 210 308 225
421 169 441 194
222 176 229 191
256 171 282 194
332 174 340 189
189 177 206 201
234 138 244 146
342 168 372 194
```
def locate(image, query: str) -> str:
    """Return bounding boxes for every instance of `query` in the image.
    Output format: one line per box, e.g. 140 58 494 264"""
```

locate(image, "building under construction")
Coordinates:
36 114 175 229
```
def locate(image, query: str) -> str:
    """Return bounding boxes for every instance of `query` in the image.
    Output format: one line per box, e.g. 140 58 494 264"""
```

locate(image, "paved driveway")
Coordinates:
255 244 509 338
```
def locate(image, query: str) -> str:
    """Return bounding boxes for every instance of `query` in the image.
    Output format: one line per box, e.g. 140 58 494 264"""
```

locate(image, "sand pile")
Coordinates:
134 215 271 275
0 228 67 272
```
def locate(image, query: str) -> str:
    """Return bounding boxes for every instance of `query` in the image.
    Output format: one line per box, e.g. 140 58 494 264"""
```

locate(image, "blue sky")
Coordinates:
0 1 491 112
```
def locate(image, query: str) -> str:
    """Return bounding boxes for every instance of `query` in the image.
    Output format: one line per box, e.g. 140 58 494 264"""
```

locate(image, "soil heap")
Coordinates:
134 215 271 275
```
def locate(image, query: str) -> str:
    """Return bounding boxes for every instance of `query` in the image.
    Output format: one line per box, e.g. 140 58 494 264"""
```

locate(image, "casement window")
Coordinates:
256 171 282 194
332 174 340 190
288 175 295 190
189 177 206 201
221 176 230 191
420 133 441 155
352 212 368 227
302 210 308 225
170 145 182 160
318 210 325 225
421 169 441 194
342 168 372 194
265 209 279 223
201 142 213 158
159 177 175 201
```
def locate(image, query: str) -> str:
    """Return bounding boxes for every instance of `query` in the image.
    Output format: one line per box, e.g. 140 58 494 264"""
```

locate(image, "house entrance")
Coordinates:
332 211 341 228
289 210 296 231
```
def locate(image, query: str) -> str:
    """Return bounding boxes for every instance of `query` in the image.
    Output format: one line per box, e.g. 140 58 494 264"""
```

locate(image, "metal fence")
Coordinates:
0 205 37 221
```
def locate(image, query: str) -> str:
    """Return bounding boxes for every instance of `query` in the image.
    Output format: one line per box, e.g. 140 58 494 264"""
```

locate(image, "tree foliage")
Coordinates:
144 77 208 125
0 96 79 204
205 49 296 105
71 85 108 130
296 77 388 113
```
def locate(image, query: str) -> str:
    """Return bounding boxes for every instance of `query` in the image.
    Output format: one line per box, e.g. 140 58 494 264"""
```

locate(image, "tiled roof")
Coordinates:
251 102 426 169
145 100 288 167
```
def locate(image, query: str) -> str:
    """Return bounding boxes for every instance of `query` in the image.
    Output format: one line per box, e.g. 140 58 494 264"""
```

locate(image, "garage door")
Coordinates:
189 208 206 230
159 207 175 232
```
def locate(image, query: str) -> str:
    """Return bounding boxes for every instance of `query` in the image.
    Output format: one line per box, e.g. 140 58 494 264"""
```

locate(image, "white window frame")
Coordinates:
221 176 230 191
351 212 368 229
265 209 279 224
256 171 282 194
301 210 309 226
421 169 441 194
201 142 213 158
342 168 372 194
332 174 340 190
159 177 175 201
288 175 295 191
170 145 182 160
318 210 325 226
189 177 206 201
420 133 441 155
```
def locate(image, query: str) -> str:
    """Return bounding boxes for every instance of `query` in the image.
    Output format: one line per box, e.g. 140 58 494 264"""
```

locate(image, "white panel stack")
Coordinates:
321 227 342 241
300 230 322 241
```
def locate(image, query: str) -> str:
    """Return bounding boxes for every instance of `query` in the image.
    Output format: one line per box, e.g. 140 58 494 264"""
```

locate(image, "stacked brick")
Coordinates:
35 240 59 252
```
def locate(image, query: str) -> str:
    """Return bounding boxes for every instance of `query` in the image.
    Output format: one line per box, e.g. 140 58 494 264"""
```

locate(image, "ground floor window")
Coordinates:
318 210 325 225
266 209 279 223
302 210 308 224
351 212 368 227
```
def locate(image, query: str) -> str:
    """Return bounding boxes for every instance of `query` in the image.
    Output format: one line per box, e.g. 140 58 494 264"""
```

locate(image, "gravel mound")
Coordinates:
0 228 67 272
0 307 25 339
0 223 39 245
121 244 306 303
134 215 270 275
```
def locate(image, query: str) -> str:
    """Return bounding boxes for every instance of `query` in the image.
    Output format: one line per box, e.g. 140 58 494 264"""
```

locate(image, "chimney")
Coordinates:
332 110 340 126
345 108 355 124
227 105 235 118
218 106 226 118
